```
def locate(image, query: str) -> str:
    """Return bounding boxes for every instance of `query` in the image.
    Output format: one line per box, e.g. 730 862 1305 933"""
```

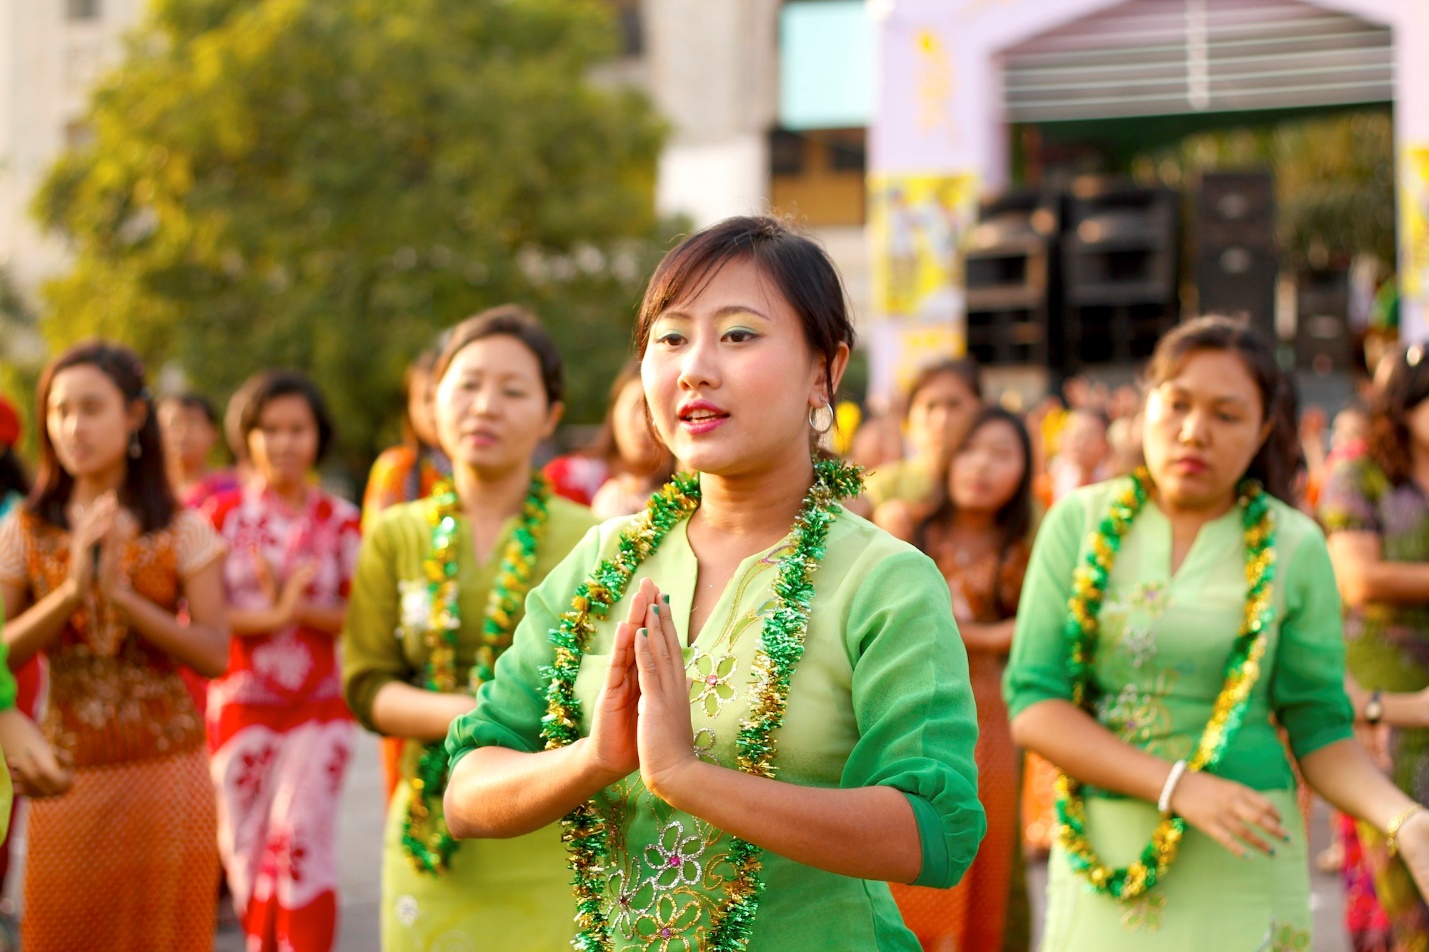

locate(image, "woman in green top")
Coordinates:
444 216 984 952
341 307 598 952
1005 316 1429 951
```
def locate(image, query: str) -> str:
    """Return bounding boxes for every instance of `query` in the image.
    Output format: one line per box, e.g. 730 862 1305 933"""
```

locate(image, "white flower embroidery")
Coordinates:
394 894 420 927
398 579 433 634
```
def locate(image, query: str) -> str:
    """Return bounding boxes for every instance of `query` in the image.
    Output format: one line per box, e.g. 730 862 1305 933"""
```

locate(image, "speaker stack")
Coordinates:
1060 177 1181 371
1295 267 1354 374
963 190 1060 367
1194 172 1278 342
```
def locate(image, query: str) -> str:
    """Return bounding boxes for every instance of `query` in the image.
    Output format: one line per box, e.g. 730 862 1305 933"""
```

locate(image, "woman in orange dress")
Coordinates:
881 406 1035 952
0 341 229 952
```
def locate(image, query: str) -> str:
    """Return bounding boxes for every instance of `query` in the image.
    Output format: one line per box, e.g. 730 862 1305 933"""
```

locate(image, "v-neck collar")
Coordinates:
663 517 793 648
1139 498 1241 584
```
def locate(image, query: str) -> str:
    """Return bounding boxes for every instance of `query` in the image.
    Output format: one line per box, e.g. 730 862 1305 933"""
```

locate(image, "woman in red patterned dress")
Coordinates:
206 370 362 952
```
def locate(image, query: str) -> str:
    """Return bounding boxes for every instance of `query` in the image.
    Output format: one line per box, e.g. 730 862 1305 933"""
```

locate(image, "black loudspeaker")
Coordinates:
1197 172 1275 252
1060 178 1179 370
1197 246 1278 343
1295 268 1353 373
964 189 1060 366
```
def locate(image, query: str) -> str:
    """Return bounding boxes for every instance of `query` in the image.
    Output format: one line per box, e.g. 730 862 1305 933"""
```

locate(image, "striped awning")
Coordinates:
1001 0 1393 123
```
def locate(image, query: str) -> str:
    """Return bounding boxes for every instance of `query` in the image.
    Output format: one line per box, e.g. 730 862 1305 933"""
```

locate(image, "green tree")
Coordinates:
35 0 670 479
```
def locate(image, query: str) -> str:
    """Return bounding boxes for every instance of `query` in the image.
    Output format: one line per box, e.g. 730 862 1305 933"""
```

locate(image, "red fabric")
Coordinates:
542 454 609 507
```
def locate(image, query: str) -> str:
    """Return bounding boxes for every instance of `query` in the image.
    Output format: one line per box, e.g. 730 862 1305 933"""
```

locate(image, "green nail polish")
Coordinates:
652 605 660 617
662 594 670 605
638 627 648 638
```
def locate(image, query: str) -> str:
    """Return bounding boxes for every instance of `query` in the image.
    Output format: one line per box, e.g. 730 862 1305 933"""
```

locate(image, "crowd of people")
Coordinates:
0 214 1427 951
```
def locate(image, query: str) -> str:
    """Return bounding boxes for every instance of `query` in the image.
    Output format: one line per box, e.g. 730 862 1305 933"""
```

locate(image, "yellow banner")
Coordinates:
1406 145 1429 300
868 172 977 321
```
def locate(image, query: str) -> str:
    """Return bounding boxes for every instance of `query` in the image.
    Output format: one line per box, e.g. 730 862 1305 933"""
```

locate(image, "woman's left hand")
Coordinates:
1393 809 1429 898
631 577 697 801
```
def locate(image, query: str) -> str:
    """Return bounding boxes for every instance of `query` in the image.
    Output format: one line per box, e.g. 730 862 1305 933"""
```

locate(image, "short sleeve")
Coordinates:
330 498 363 601
173 509 227 578
445 526 603 767
1003 493 1088 720
341 512 409 732
839 550 985 889
1319 457 1382 535
1271 529 1355 758
0 513 24 584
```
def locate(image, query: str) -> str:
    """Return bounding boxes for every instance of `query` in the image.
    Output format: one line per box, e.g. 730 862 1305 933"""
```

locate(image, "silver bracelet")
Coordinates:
1158 760 1189 815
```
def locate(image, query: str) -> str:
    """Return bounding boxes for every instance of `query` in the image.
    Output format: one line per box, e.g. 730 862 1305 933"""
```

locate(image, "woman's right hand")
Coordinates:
583 583 651 782
1169 770 1290 857
66 492 118 594
0 711 74 798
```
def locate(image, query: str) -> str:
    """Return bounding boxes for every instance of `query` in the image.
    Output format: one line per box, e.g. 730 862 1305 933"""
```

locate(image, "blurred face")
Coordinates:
158 401 218 471
434 335 561 477
407 367 439 448
950 419 1026 514
247 394 319 489
1062 411 1110 472
47 364 141 480
642 257 845 478
1143 350 1269 512
1330 408 1367 451
610 377 660 471
908 372 979 464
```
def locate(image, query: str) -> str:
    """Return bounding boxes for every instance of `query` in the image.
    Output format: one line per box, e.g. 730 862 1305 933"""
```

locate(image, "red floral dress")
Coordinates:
206 483 361 952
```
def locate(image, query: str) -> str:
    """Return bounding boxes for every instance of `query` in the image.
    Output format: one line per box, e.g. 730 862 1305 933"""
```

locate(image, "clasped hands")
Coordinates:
584 577 702 804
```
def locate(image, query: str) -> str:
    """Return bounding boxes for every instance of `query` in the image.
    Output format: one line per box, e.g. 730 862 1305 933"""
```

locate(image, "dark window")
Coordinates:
67 0 100 20
769 129 805 176
827 130 866 174
610 0 643 58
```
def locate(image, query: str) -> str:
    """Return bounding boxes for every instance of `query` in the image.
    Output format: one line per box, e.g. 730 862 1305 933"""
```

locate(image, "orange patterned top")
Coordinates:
0 508 225 768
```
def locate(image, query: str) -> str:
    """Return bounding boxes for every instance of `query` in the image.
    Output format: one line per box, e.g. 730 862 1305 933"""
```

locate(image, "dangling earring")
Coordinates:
808 402 835 435
128 431 142 459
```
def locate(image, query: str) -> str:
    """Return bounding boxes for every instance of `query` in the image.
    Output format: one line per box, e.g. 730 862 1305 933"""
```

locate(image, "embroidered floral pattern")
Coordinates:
687 650 738 716
636 894 702 952
1264 919 1311 951
644 819 708 890
1119 892 1166 933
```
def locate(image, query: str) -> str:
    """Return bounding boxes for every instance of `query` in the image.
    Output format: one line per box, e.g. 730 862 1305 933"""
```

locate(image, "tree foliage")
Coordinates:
35 0 671 476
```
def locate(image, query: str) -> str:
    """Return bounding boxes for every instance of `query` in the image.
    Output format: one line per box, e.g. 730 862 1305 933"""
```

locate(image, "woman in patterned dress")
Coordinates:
1321 343 1429 950
885 405 1035 951
0 341 229 952
206 370 361 952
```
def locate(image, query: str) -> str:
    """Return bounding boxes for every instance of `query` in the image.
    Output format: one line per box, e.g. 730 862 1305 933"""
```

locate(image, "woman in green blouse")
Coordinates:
341 307 597 952
443 216 984 952
1005 316 1429 950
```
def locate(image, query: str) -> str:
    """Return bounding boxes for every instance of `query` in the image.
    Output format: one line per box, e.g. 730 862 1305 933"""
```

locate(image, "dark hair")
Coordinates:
584 358 643 464
1142 315 1295 503
1368 344 1429 485
915 406 1035 558
634 216 856 410
27 340 177 533
0 448 29 501
231 370 337 465
433 305 564 407
158 391 220 428
400 345 441 449
905 358 982 417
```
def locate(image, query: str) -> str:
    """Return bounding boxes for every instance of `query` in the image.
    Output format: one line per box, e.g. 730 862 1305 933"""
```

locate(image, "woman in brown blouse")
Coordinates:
0 342 229 952
880 405 1035 952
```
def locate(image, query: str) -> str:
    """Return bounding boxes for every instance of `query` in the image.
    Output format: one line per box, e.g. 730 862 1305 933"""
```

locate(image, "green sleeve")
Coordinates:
839 550 985 889
341 510 407 733
0 610 13 712
1271 529 1355 758
1003 493 1087 720
446 525 603 768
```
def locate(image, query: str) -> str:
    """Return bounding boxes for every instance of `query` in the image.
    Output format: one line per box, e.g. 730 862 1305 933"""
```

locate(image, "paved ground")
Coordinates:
217 730 1355 951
